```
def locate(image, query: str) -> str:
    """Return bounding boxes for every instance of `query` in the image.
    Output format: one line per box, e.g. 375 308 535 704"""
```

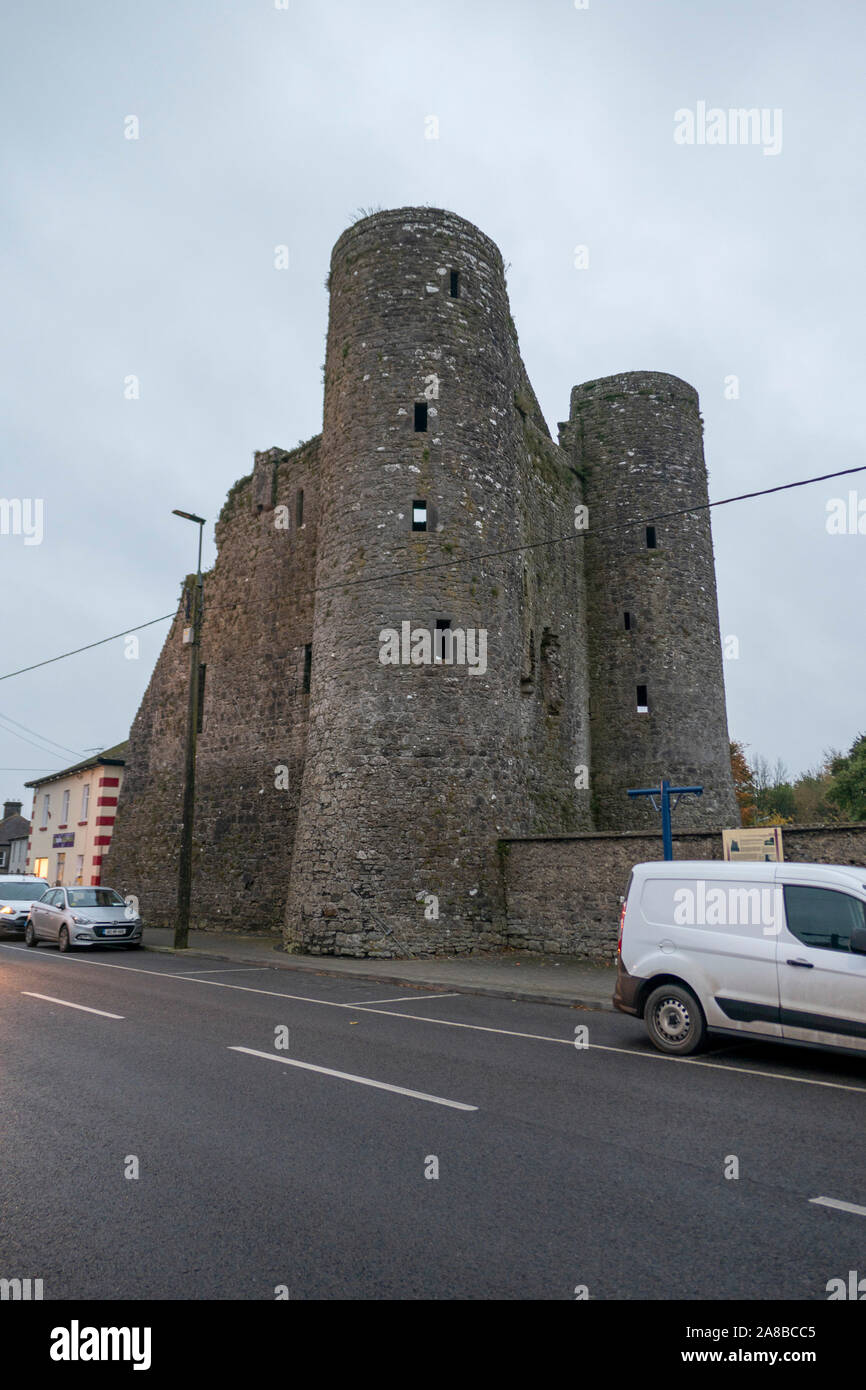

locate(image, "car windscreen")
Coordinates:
67 889 125 908
0 883 48 901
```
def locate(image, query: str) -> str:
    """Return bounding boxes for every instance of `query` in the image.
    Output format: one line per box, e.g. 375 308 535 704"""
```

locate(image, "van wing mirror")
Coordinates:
850 924 866 956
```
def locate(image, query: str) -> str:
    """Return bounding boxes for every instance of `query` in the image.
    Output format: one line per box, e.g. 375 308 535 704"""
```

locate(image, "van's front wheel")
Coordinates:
644 983 706 1055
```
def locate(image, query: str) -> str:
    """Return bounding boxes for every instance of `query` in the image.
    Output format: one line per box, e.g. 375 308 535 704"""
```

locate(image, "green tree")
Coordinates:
792 754 840 824
730 740 757 826
828 733 866 822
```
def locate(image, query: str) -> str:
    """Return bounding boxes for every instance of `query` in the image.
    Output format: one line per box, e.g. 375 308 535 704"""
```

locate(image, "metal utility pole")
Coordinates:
172 509 206 949
627 778 703 860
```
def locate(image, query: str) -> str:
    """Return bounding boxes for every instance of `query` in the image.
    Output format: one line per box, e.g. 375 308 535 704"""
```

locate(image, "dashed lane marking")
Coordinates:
4 945 866 1094
809 1196 866 1216
229 1046 478 1110
21 991 124 1019
340 992 461 1006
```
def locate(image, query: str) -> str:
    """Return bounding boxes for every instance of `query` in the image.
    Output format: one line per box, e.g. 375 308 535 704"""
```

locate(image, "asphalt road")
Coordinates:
2 937 865 1300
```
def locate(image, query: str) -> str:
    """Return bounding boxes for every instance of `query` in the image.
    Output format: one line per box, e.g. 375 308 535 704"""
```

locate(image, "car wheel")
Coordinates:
644 982 706 1055
58 926 72 953
24 921 39 947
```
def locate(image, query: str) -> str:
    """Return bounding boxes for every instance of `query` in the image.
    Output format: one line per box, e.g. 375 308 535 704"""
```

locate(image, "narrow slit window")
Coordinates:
412 500 427 531
197 663 206 734
624 611 632 631
414 401 428 432
449 269 460 297
434 618 451 662
636 684 649 714
296 488 304 527
645 525 657 549
303 644 312 693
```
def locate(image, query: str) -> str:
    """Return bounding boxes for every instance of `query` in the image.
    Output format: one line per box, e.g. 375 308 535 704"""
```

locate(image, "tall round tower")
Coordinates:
569 371 738 830
284 208 536 955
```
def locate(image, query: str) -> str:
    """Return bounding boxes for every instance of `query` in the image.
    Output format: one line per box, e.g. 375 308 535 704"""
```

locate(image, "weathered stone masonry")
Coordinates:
501 825 866 962
106 207 740 955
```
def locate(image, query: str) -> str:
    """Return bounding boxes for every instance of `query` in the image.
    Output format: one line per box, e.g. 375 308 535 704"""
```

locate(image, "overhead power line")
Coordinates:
306 462 866 595
0 462 862 686
0 720 73 762
0 712 83 759
0 613 175 684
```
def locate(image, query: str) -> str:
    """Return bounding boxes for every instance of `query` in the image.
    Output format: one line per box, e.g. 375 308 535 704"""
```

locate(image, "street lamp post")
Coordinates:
172 509 206 950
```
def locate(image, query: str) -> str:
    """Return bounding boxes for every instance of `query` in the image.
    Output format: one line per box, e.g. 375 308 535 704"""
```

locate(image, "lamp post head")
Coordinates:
172 509 206 526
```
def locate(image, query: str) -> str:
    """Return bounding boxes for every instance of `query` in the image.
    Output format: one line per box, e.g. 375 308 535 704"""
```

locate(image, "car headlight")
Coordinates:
71 915 92 925
0 906 14 914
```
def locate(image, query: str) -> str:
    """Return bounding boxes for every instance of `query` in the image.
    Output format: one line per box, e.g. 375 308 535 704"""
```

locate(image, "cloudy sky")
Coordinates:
2 0 863 814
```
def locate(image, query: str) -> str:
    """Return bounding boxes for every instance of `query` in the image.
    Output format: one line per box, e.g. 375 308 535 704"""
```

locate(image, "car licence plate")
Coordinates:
104 927 126 936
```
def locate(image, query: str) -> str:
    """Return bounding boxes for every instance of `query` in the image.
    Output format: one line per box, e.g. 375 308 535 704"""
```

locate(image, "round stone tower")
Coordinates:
284 208 534 955
569 371 738 830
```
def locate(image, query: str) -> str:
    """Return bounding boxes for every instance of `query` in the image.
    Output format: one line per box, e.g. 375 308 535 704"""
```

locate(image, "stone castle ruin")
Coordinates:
106 207 739 955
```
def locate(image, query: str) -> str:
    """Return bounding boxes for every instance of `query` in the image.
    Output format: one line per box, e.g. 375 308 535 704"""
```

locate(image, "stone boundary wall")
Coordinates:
499 824 866 962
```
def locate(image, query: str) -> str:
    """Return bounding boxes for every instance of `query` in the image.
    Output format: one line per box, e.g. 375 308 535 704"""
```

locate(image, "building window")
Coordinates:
0 850 6 868
624 611 632 631
646 525 657 549
296 488 304 527
412 501 427 532
521 629 536 695
414 402 428 432
41 793 50 828
303 643 312 693
61 789 70 825
33 857 48 878
434 618 451 662
449 269 460 298
197 663 206 734
80 784 90 821
636 684 649 714
55 852 66 886
74 855 84 886
540 629 563 714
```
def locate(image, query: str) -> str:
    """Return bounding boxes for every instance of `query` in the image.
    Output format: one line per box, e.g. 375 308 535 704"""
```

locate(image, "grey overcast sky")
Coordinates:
1 0 864 813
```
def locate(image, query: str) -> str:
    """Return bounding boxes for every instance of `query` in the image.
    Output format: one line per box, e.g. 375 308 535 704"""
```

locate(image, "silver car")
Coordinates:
26 886 143 952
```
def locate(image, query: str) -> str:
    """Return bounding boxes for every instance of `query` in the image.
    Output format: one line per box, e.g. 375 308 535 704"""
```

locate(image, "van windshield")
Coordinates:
67 889 125 908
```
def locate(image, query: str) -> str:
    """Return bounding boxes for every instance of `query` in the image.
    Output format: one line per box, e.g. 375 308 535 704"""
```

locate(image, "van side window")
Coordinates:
783 885 866 953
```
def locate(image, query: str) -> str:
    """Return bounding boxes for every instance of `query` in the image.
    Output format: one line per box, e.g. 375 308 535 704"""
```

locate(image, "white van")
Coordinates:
614 860 866 1056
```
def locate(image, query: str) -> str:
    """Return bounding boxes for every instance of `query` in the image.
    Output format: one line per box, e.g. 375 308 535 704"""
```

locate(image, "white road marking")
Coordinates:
809 1196 866 1217
228 1046 478 1110
341 992 460 1006
5 945 866 1095
171 966 274 975
21 991 124 1019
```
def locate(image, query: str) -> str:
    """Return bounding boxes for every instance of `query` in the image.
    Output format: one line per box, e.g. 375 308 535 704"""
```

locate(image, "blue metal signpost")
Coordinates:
627 779 703 860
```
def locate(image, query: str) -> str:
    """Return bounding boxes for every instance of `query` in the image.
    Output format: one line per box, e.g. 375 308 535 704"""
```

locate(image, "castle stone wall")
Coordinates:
285 208 588 957
106 207 741 956
105 438 321 930
561 371 738 831
501 824 866 961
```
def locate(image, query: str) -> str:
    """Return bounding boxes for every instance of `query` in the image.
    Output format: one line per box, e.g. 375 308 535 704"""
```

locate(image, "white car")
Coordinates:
614 860 866 1057
25 886 143 952
0 874 51 935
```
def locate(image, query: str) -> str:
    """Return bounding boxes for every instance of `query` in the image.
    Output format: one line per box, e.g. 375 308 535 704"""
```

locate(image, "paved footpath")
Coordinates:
142 927 616 1009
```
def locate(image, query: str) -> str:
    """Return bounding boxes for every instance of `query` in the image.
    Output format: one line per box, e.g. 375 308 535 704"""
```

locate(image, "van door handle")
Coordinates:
786 958 814 968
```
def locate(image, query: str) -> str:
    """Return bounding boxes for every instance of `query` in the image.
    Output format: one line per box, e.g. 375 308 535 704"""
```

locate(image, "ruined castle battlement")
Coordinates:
105 207 738 955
